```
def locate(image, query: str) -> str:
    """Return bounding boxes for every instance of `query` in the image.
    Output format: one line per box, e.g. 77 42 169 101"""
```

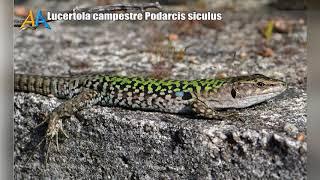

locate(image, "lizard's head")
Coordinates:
207 74 287 108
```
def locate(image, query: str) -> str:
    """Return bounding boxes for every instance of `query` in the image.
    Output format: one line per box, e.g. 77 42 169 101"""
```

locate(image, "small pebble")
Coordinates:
239 51 247 59
168 33 178 41
274 19 292 33
296 133 305 142
284 122 299 136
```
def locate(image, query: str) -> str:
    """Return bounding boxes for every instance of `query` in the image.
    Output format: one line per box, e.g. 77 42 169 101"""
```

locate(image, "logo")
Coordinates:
20 9 51 30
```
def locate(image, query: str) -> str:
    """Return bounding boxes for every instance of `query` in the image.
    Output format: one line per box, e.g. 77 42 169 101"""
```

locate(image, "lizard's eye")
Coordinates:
257 82 265 87
231 88 236 98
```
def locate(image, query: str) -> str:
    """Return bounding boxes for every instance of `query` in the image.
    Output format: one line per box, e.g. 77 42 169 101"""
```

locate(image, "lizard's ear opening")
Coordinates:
231 88 236 98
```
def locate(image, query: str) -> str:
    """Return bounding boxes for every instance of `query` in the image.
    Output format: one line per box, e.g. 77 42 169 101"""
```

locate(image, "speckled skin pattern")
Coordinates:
14 73 287 115
14 73 287 159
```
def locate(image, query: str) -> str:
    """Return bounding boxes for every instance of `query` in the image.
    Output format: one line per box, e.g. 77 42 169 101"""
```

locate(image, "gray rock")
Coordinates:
14 92 307 179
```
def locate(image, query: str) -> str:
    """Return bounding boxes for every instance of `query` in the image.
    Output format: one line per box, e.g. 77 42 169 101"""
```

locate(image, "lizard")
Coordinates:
14 73 287 160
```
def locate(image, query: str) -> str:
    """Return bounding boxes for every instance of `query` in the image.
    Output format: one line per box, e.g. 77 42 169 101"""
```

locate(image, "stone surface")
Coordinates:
14 1 306 179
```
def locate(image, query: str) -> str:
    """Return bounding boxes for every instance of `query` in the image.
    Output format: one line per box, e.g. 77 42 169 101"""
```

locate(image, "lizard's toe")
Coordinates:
45 113 67 151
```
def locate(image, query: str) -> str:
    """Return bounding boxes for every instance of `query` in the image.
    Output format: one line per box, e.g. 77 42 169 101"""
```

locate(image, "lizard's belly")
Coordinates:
98 94 192 114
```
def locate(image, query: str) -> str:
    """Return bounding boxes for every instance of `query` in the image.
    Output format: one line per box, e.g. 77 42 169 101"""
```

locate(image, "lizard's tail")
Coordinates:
14 73 72 97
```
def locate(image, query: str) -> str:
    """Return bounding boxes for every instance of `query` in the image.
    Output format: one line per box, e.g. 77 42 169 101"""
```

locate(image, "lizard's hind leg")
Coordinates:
33 89 99 163
45 112 69 152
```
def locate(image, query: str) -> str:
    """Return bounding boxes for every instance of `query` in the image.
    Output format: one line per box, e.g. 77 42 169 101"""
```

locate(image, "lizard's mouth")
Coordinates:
238 92 284 107
232 84 287 108
210 86 287 109
258 82 288 96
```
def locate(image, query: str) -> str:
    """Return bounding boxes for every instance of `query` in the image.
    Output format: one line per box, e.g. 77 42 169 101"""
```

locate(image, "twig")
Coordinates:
14 2 161 27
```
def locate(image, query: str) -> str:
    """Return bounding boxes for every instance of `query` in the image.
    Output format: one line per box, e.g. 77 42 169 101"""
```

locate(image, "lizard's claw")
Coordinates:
26 112 70 165
42 112 70 165
45 112 69 154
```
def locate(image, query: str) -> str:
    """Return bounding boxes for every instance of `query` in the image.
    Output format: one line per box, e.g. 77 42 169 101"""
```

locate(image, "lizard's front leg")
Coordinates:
44 89 99 157
191 98 238 119
191 99 217 119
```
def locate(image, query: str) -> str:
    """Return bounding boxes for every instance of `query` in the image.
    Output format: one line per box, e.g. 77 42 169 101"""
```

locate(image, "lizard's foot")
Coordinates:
26 89 98 164
46 112 69 151
43 112 69 164
25 112 69 164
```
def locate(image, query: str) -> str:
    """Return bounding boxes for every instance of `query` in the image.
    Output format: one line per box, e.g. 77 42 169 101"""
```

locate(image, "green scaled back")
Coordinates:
85 75 228 96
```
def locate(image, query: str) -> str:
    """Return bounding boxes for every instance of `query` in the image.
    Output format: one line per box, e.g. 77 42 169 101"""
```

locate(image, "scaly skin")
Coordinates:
14 73 287 161
15 74 227 114
14 73 287 114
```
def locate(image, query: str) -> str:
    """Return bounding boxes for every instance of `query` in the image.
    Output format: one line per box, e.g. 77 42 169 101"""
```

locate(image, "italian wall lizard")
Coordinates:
14 73 287 156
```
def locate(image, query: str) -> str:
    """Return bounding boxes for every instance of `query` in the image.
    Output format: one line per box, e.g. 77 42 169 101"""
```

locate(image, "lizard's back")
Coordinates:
14 74 226 114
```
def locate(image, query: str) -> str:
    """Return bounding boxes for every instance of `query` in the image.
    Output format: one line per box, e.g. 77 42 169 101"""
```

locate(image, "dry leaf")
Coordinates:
258 47 274 57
